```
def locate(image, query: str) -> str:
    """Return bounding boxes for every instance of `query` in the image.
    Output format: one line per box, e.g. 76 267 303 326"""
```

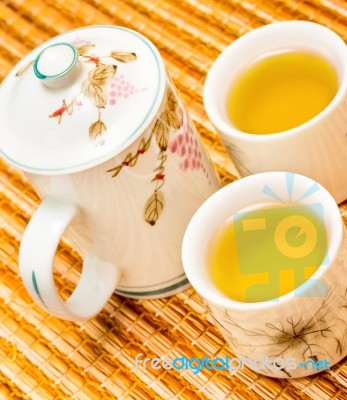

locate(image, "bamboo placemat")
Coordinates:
1 0 347 399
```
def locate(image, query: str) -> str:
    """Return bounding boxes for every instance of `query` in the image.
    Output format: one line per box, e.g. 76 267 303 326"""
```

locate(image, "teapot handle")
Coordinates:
19 196 120 321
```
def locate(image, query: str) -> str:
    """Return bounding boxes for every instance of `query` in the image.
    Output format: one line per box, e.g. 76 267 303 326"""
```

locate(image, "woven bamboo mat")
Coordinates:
1 0 347 399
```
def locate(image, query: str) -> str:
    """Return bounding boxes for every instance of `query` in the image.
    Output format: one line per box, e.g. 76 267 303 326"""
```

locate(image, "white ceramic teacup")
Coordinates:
204 21 347 204
0 26 220 321
182 172 347 378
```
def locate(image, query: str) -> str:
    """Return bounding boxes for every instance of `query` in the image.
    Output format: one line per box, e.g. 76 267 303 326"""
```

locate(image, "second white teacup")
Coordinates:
182 171 347 378
204 21 347 204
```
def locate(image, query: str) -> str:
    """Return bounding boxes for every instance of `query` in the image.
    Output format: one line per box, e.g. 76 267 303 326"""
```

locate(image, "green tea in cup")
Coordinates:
226 51 338 134
208 203 328 302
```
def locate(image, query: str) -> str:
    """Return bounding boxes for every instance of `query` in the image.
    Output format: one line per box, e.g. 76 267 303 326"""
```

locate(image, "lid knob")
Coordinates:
33 43 80 88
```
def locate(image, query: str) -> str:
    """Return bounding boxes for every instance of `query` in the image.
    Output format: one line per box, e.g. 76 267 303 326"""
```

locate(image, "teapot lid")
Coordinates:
0 26 166 174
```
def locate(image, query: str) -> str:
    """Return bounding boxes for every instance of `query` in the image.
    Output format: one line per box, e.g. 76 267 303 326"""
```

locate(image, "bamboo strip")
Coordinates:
0 370 25 400
8 0 73 36
0 3 50 49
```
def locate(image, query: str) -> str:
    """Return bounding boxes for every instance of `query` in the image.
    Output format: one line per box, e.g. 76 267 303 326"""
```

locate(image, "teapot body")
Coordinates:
27 89 219 297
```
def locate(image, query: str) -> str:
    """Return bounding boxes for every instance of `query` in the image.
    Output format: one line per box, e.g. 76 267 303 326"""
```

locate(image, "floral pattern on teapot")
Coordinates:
107 82 211 226
48 41 138 140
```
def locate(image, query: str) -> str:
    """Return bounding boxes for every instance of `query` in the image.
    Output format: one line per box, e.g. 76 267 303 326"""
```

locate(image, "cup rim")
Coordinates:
203 20 347 142
181 172 343 311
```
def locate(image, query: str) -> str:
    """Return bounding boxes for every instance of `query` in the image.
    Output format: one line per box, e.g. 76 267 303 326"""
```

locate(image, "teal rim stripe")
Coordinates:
33 43 78 80
116 277 190 297
118 272 186 290
31 270 46 306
